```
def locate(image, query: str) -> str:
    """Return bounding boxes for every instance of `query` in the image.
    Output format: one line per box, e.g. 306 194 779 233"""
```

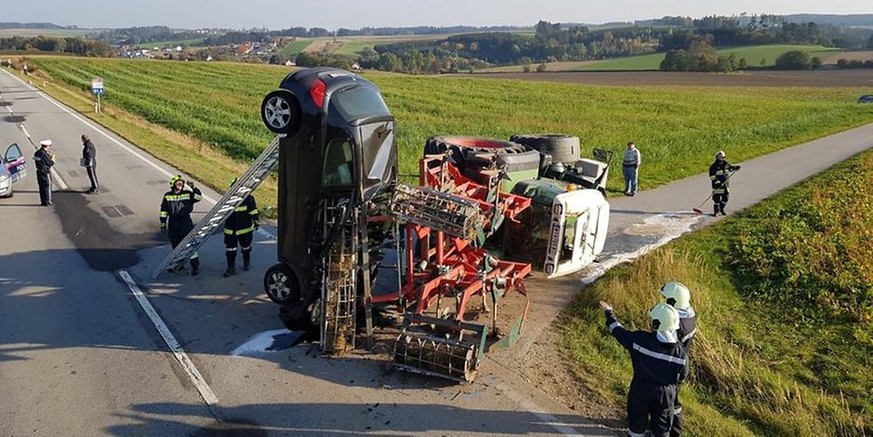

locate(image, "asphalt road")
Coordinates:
1 65 871 437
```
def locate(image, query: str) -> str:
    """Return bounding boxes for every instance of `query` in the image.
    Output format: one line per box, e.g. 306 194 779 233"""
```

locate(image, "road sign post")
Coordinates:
91 77 104 113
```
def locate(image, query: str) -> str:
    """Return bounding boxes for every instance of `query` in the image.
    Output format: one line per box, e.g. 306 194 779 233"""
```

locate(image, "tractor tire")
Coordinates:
263 263 301 304
510 134 580 164
423 136 531 172
261 89 302 135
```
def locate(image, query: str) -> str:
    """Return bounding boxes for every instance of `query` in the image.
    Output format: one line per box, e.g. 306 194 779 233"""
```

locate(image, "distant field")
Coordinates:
24 57 873 198
478 45 848 73
302 34 447 55
278 39 312 56
144 38 206 48
0 28 96 38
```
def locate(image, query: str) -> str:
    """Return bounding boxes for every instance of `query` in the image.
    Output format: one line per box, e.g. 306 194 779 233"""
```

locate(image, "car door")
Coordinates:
4 143 27 183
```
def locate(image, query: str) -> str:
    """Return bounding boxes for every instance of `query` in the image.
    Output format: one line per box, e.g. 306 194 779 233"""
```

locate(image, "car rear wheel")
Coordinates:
261 90 302 135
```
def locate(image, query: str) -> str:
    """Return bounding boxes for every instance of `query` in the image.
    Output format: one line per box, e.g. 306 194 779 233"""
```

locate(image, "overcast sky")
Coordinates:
6 0 872 30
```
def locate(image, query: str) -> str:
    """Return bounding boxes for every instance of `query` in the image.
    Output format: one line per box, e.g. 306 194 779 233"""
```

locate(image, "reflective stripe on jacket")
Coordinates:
224 195 259 235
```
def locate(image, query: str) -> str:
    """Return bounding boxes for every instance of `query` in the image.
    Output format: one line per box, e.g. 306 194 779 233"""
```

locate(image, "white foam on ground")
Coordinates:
582 212 701 285
231 329 293 356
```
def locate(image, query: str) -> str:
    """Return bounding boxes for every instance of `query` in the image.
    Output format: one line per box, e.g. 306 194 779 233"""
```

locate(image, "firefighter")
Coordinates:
660 282 697 437
708 151 740 216
599 300 688 437
33 139 55 206
160 175 202 276
222 178 259 277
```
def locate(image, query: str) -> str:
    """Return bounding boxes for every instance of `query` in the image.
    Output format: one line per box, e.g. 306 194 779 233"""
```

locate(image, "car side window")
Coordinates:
323 138 353 188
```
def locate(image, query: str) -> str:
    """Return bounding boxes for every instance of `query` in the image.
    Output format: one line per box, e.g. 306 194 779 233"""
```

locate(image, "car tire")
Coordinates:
278 301 316 332
263 263 301 304
510 134 580 164
261 90 302 135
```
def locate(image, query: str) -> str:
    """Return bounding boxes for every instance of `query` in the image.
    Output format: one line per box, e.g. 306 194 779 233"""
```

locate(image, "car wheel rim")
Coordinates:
265 97 291 129
267 271 290 301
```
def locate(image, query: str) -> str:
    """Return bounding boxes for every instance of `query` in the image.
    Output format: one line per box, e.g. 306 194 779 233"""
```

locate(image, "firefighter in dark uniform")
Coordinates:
222 178 259 277
708 151 740 216
33 139 55 206
599 300 688 437
660 282 697 437
160 175 202 276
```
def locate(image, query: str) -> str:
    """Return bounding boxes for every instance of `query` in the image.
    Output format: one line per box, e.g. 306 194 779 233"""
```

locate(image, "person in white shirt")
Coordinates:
622 142 641 196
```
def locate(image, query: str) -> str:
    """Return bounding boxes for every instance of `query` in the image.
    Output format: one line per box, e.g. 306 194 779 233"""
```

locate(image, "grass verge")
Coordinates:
559 151 873 435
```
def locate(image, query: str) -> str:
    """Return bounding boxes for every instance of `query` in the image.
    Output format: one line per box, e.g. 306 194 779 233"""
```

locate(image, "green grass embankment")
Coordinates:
560 151 873 436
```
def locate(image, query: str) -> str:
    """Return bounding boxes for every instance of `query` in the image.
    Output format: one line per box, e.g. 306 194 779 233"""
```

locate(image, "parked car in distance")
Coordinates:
1 143 27 197
858 95 873 104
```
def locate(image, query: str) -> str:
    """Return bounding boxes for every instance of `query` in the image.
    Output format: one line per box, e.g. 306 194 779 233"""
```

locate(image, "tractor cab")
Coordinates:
260 68 397 326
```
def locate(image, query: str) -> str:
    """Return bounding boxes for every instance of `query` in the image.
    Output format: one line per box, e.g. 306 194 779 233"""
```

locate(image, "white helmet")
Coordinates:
715 150 725 159
660 282 691 310
649 303 680 332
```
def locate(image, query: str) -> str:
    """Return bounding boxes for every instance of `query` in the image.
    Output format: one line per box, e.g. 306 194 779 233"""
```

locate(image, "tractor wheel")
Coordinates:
510 134 580 164
424 136 530 172
261 90 302 135
263 263 301 304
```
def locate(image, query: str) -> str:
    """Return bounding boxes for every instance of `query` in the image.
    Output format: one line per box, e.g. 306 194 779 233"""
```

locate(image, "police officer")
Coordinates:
160 175 202 276
33 139 55 206
599 300 688 437
660 282 697 437
81 134 99 193
708 151 740 216
222 178 259 277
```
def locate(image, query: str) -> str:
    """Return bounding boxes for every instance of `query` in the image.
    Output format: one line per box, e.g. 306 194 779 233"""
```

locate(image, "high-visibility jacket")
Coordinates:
224 195 259 236
709 160 739 194
160 187 202 232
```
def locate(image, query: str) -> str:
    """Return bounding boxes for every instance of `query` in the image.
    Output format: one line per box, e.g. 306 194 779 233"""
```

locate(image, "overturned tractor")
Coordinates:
257 67 609 381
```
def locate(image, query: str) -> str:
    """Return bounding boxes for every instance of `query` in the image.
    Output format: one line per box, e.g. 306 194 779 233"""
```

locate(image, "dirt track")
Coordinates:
462 69 873 87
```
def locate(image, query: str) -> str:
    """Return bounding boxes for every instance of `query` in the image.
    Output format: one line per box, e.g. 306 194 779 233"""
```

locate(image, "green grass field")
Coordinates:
26 56 873 196
278 39 312 56
573 44 843 71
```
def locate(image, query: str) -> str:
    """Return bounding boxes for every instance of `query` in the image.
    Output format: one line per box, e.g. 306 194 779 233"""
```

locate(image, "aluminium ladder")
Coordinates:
151 135 284 279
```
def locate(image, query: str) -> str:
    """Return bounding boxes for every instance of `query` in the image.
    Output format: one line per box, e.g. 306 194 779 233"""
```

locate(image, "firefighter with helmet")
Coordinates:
160 175 202 275
708 151 740 216
222 177 259 277
599 300 688 437
660 282 697 437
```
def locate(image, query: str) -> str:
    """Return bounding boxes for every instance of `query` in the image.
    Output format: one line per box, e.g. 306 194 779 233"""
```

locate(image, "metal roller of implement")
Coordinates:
392 314 488 382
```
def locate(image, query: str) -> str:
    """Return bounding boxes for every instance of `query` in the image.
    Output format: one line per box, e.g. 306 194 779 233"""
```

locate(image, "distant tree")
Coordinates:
522 64 531 73
536 62 547 72
811 56 823 69
836 58 849 68
868 33 873 48
738 57 748 69
775 50 812 70
760 58 767 66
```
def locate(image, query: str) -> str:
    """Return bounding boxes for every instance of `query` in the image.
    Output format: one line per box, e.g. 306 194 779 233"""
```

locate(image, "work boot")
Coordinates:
191 258 200 277
242 250 251 271
719 204 727 216
223 267 236 278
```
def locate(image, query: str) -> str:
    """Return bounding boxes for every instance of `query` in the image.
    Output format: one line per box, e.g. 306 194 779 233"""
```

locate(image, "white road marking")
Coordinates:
118 270 219 406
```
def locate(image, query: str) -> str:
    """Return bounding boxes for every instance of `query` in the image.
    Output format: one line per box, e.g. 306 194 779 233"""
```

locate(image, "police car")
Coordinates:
0 143 27 197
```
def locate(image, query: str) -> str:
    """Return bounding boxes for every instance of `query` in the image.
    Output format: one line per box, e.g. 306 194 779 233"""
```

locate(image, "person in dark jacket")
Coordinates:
622 142 641 196
600 300 688 437
660 282 697 437
33 139 55 206
222 178 259 277
81 134 99 193
708 151 740 216
160 175 202 276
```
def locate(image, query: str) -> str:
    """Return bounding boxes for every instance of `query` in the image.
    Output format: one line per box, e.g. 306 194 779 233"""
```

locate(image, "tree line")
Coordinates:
0 36 113 57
